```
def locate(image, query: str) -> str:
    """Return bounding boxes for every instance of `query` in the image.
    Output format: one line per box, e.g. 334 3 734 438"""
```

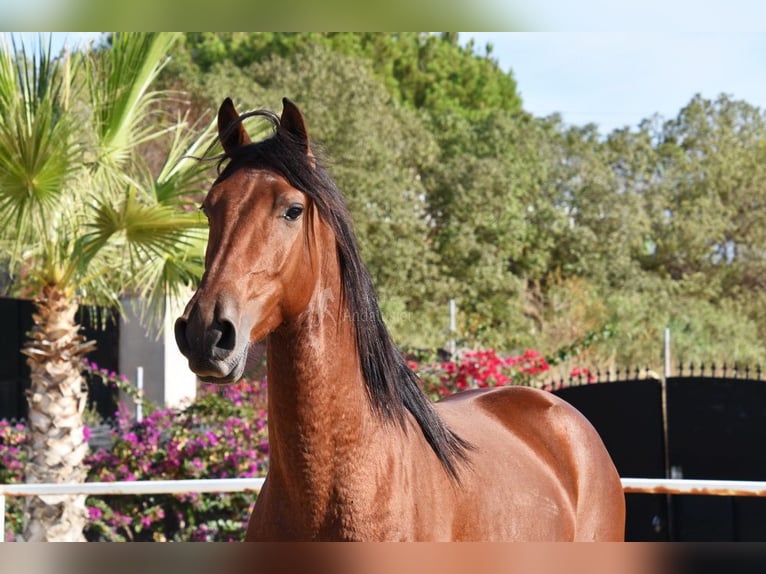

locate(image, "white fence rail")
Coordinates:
2 477 766 542
0 477 265 542
620 477 766 497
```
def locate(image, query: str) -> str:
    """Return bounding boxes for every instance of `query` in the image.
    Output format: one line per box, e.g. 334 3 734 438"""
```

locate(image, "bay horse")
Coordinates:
174 97 625 541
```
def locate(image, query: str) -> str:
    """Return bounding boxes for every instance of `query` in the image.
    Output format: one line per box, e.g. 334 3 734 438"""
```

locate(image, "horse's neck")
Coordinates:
264 275 385 515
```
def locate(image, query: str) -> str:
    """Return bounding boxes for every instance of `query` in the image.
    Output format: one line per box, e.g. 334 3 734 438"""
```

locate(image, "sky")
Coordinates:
10 28 766 136
463 32 766 133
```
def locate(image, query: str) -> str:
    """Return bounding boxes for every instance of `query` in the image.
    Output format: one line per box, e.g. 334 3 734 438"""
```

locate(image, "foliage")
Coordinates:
82 357 154 418
415 348 551 400
172 35 766 369
82 381 268 541
1 380 269 542
169 33 521 119
0 33 210 328
0 419 27 541
643 96 766 293
422 109 553 348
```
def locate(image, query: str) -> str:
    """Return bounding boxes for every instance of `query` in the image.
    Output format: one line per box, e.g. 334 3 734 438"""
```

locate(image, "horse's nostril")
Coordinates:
217 318 237 352
174 317 191 356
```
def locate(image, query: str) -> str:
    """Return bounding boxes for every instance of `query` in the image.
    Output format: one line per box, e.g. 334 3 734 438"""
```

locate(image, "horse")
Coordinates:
174 97 625 541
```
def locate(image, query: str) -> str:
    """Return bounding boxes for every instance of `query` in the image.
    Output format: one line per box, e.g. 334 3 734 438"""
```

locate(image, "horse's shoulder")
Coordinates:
439 385 593 433
439 384 561 409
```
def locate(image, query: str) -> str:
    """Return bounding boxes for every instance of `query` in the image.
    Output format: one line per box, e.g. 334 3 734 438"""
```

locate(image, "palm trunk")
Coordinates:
21 285 95 542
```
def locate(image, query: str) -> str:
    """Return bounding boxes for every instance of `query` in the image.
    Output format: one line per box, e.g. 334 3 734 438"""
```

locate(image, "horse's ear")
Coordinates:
280 97 310 154
218 97 251 153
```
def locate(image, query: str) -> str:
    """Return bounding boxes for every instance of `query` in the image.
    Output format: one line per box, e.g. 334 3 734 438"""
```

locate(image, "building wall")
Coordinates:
118 297 197 412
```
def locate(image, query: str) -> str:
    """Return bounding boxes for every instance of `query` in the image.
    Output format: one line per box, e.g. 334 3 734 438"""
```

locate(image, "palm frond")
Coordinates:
128 231 207 332
78 187 205 265
86 33 179 176
0 33 208 332
153 114 217 205
0 34 83 271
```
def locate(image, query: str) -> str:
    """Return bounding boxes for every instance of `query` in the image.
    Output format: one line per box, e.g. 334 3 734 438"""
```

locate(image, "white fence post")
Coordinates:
664 328 671 378
136 366 144 423
448 298 456 357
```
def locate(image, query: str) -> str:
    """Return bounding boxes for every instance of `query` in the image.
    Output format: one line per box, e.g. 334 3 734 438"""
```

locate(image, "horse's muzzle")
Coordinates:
174 310 247 384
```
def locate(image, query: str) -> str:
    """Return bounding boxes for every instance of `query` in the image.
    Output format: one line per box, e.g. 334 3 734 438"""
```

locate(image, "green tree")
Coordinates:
537 95 766 369
169 33 522 119
644 95 766 295
423 109 544 348
608 94 766 366
0 33 208 541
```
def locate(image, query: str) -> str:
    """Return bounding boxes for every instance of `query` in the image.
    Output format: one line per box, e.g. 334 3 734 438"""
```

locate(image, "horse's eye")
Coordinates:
284 205 304 221
199 204 208 218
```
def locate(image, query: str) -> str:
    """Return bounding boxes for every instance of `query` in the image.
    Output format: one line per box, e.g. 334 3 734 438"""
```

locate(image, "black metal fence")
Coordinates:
551 365 766 541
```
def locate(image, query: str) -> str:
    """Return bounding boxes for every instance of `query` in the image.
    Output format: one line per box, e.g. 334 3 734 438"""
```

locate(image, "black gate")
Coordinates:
0 297 119 422
554 380 668 541
553 370 766 541
666 376 766 541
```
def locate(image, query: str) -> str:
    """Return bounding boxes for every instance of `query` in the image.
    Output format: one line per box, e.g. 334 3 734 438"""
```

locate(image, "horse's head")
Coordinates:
175 98 321 383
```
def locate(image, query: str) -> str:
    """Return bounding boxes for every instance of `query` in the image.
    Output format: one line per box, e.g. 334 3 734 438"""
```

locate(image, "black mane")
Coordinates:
215 110 471 480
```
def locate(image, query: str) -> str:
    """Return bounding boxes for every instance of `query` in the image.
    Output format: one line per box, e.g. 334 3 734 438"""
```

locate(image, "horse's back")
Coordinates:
436 385 625 541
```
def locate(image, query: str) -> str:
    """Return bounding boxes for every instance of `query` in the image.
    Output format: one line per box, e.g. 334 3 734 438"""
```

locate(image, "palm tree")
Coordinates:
0 33 210 541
